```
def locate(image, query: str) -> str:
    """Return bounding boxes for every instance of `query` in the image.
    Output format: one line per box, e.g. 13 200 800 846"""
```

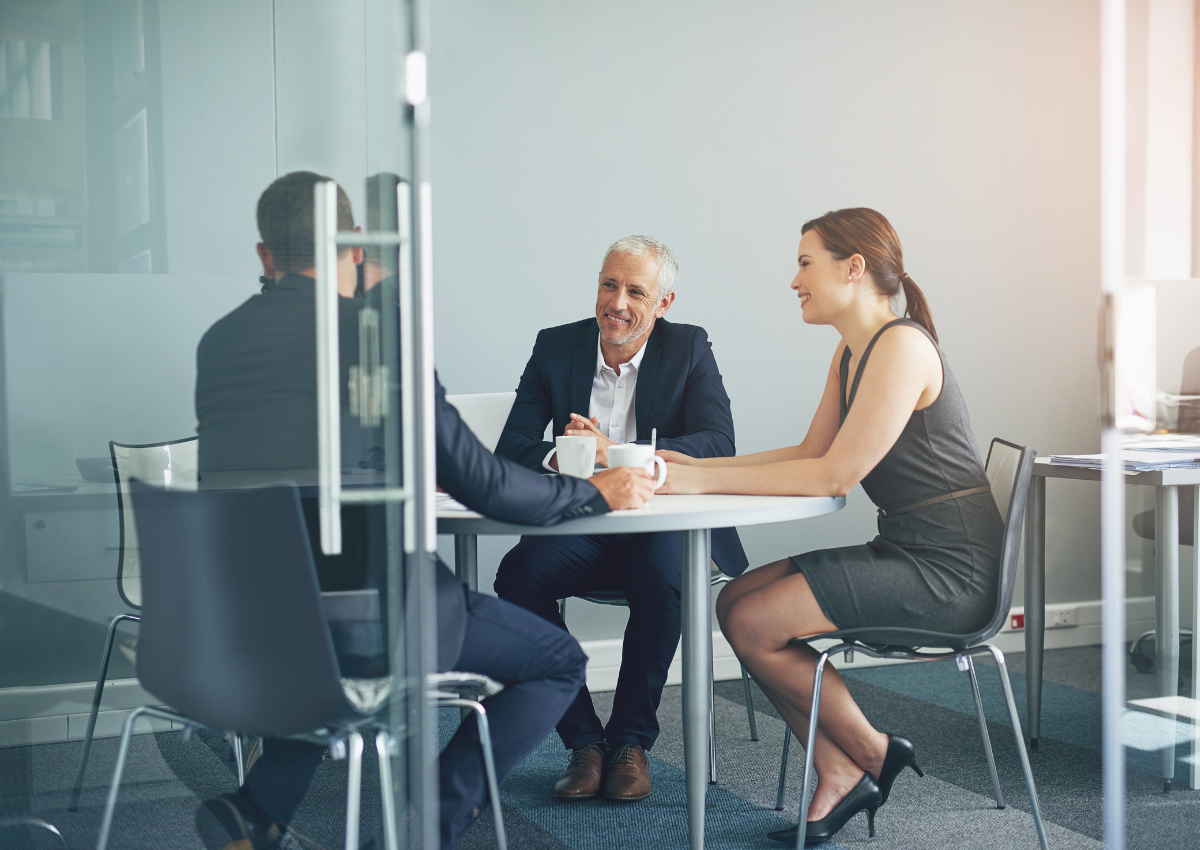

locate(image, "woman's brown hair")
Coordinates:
800 208 937 343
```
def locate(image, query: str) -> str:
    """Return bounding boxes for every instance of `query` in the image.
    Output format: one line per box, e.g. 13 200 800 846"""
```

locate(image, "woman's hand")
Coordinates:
656 449 695 465
658 462 708 495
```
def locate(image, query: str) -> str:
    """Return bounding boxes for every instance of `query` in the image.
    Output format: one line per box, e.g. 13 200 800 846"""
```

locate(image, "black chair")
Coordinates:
772 439 1048 850
94 483 397 850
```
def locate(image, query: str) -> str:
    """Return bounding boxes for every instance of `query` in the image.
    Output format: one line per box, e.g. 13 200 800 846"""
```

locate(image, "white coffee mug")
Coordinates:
553 435 597 479
607 443 668 489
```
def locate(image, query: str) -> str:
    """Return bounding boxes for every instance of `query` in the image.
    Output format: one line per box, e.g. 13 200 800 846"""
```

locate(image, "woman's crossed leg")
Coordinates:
717 560 888 821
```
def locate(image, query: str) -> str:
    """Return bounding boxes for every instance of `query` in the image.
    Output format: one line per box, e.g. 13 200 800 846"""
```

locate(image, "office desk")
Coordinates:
1026 458 1200 789
438 493 845 850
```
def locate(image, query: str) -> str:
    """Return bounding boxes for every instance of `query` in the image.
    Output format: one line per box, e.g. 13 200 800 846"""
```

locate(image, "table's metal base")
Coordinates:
1026 471 1200 789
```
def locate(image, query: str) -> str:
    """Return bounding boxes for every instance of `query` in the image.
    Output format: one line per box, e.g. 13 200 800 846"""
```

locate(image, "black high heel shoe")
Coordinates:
767 773 883 846
875 734 924 805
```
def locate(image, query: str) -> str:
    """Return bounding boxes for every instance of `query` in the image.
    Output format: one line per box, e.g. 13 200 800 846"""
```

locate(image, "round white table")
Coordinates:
438 493 845 850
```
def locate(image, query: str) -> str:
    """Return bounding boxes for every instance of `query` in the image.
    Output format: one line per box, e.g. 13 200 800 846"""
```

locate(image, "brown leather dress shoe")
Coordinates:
553 742 609 799
603 743 651 801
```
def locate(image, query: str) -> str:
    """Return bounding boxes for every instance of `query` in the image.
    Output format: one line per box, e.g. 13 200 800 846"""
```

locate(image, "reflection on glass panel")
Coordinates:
0 40 63 120
110 0 145 93
115 109 149 235
1 0 418 844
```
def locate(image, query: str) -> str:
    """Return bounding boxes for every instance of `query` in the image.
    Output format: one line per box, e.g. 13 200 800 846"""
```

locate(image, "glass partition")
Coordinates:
0 0 429 846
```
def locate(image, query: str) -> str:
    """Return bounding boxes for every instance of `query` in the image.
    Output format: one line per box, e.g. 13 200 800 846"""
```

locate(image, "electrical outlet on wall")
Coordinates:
1048 607 1079 628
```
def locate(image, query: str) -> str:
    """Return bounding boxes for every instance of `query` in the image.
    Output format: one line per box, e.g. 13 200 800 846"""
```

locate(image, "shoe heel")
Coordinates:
910 759 925 778
866 806 877 838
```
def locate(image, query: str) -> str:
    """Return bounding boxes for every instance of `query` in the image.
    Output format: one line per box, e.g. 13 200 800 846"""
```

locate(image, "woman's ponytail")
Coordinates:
802 208 938 344
899 273 937 343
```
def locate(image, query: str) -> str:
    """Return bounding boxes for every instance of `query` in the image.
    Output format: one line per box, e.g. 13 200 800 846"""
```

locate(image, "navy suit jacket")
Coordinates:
195 276 609 671
495 317 749 576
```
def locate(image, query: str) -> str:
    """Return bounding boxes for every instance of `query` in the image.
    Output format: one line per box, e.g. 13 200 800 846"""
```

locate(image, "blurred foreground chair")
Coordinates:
95 483 397 850
772 439 1048 850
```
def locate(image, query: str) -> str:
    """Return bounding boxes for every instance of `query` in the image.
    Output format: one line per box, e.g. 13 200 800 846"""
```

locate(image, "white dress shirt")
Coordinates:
542 338 648 471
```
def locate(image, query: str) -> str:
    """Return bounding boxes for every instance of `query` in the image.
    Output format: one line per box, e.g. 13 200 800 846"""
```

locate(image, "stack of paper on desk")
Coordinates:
1050 451 1200 471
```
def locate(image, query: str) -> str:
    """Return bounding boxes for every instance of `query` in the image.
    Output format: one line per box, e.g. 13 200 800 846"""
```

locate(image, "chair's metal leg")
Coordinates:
71 614 140 812
965 656 1005 808
441 698 507 850
796 651 831 850
94 706 148 850
0 817 66 850
343 731 364 850
982 645 1049 850
775 726 791 810
741 664 759 742
232 733 245 787
376 731 400 850
708 630 718 785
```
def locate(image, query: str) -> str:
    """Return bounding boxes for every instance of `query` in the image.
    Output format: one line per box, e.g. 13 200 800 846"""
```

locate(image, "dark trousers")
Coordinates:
237 589 587 850
493 531 682 751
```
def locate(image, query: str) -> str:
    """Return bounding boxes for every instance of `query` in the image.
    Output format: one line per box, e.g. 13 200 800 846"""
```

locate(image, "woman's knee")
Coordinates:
715 581 737 630
720 595 760 655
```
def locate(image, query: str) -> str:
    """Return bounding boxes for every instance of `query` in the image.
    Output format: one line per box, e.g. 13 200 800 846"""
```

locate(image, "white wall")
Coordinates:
429 0 1109 636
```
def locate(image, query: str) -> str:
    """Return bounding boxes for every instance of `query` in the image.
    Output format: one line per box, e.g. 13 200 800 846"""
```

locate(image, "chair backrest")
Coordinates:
110 438 198 608
803 438 1037 651
130 482 351 736
444 392 517 453
976 438 1037 644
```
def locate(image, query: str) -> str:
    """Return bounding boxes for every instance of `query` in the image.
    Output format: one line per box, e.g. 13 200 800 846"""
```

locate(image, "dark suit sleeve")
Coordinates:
493 330 557 470
435 373 609 524
650 328 736 459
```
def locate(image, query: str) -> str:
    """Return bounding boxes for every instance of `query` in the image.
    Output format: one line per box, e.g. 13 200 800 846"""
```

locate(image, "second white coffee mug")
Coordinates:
553 435 597 479
607 443 668 489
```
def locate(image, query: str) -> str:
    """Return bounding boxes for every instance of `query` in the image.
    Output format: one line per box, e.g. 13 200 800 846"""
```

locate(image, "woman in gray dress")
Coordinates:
658 208 1003 846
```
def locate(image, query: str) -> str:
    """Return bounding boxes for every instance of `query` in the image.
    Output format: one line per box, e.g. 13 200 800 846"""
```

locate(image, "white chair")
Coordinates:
444 392 518 453
70 437 201 812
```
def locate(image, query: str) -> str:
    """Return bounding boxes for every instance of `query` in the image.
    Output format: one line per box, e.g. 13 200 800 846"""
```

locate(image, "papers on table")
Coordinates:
1050 451 1200 471
436 492 472 512
1122 433 1200 451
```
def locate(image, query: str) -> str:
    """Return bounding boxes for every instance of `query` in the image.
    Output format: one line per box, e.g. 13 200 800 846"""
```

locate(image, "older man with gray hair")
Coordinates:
494 235 747 803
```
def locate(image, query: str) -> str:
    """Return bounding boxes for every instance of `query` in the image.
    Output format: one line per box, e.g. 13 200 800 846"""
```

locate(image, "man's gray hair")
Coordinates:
602 235 678 301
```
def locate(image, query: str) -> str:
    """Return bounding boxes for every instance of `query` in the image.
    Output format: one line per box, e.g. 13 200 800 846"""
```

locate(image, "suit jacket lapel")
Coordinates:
569 322 597 423
634 322 665 441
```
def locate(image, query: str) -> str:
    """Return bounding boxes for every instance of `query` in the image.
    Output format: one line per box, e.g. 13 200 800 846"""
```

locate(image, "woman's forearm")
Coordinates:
695 457 854 497
690 444 811 468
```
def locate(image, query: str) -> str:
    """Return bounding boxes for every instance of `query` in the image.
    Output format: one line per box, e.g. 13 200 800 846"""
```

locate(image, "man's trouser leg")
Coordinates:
440 589 588 849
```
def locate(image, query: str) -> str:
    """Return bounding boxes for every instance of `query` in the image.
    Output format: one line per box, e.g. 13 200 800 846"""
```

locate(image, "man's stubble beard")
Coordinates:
597 312 654 347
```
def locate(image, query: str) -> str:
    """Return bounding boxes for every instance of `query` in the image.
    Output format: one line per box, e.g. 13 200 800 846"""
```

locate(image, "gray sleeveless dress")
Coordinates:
790 319 1003 634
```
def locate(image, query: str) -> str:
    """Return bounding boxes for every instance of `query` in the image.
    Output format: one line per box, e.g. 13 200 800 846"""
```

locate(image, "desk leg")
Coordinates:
1025 475 1046 749
454 534 478 592
1192 486 1200 791
1155 486 1181 790
681 529 711 850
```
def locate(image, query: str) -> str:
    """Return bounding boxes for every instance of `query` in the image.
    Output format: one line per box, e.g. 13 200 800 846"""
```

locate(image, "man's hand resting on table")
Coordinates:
590 467 656 510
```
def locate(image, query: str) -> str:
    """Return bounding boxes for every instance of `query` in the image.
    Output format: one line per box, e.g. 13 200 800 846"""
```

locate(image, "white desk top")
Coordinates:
436 493 845 536
1033 456 1200 486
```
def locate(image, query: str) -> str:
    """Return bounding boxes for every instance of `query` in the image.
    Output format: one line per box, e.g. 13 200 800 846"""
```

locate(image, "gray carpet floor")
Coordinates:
2 644 1196 849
